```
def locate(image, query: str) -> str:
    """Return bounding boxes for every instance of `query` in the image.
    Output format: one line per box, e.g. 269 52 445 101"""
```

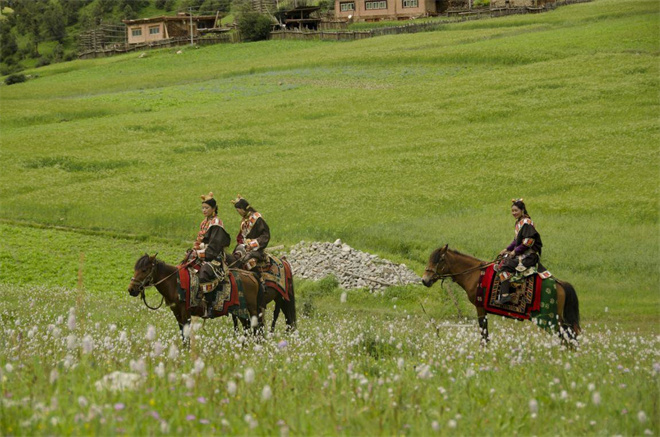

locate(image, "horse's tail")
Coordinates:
559 280 581 336
281 259 297 331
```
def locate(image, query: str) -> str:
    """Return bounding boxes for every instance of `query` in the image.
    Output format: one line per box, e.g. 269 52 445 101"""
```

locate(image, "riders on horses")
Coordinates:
230 195 270 275
191 192 231 317
495 198 543 304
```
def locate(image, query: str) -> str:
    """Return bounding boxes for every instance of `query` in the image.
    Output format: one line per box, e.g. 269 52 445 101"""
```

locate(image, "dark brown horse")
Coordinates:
226 253 297 333
128 254 267 342
421 245 581 343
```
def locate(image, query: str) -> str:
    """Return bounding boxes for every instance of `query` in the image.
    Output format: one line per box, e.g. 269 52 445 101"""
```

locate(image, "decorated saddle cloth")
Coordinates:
177 267 251 320
260 254 292 301
476 265 559 330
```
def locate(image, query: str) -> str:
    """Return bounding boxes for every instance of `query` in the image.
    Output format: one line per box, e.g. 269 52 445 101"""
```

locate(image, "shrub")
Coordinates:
4 73 27 86
0 62 22 76
35 56 51 68
237 12 272 42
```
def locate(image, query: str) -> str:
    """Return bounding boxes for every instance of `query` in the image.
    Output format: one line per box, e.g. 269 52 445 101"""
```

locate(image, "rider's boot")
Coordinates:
496 279 514 305
203 291 214 318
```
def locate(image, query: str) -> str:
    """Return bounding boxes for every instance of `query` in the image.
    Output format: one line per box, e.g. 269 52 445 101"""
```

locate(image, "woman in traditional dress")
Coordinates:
495 198 543 304
230 195 270 274
192 192 231 317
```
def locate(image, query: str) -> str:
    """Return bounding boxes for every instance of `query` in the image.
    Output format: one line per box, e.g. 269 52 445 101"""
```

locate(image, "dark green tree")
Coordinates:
0 20 18 61
201 0 230 13
97 0 115 13
122 4 137 19
43 1 66 42
237 12 272 41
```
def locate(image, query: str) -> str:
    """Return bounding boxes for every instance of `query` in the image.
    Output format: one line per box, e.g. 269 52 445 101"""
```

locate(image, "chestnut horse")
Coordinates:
421 245 581 343
128 254 268 342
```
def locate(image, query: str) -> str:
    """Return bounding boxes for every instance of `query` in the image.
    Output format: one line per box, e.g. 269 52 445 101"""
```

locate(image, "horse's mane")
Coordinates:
135 254 156 270
430 246 485 264
430 248 444 264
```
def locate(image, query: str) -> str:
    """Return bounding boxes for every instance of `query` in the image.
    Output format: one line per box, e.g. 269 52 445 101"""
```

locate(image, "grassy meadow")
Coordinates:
0 0 658 434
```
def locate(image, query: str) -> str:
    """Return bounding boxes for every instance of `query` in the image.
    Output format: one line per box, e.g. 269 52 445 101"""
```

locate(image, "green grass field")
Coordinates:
1 0 658 433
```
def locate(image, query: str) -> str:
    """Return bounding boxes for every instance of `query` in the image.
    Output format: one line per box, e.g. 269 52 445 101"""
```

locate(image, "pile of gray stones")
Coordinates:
280 240 422 292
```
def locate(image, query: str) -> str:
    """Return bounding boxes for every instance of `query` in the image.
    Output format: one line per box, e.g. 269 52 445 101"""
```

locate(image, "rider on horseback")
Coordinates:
190 192 231 318
230 194 270 276
495 198 543 304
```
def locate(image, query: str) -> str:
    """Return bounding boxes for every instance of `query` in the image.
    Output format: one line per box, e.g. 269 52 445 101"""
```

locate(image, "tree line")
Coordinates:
0 0 231 76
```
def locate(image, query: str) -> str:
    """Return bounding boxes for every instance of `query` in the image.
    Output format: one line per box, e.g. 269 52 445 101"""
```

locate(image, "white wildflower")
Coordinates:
227 380 237 396
153 341 164 357
262 385 272 401
592 392 601 405
146 325 156 341
168 344 179 360
340 292 347 303
155 362 165 378
81 335 94 354
638 411 647 423
245 367 255 384
529 399 539 415
193 358 205 375
67 334 77 350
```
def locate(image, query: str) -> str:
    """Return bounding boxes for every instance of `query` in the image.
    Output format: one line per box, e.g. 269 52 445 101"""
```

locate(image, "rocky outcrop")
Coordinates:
282 240 421 291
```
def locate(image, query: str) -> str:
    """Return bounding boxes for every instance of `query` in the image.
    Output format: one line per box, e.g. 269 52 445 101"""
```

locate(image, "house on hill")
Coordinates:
335 0 442 21
122 13 221 45
280 6 323 30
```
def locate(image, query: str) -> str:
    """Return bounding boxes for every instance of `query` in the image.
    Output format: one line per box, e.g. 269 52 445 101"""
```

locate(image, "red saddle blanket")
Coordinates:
261 255 292 301
178 266 245 319
476 265 542 320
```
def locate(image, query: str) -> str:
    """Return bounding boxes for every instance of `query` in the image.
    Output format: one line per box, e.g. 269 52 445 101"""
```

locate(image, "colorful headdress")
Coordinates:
201 192 217 208
231 194 250 210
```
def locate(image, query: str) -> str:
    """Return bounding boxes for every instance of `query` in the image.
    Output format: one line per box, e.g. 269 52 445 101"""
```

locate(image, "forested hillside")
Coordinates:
0 0 229 74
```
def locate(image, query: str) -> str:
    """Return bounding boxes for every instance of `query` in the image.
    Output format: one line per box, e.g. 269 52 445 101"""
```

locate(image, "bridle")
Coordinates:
130 257 186 310
424 252 494 283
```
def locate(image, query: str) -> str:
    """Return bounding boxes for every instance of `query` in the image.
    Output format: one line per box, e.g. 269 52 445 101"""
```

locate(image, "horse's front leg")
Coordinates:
232 315 239 334
178 319 191 348
477 308 489 344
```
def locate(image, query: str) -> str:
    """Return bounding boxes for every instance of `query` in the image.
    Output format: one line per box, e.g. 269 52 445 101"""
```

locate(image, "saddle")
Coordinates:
477 265 547 320
259 254 292 301
177 262 249 319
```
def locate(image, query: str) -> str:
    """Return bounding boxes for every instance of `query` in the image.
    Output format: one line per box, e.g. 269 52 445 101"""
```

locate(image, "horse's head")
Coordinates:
128 253 158 297
421 244 449 287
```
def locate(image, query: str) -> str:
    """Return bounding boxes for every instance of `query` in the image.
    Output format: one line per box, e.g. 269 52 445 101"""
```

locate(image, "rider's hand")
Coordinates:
499 249 508 256
509 250 516 257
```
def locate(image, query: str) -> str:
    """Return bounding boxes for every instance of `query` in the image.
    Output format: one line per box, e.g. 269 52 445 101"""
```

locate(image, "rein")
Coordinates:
425 261 494 282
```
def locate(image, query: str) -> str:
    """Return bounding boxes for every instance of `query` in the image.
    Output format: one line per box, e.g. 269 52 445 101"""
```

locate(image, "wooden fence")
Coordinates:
78 34 236 59
271 0 591 41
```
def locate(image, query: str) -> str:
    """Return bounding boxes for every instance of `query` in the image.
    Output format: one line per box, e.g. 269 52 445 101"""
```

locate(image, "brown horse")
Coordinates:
128 254 265 342
421 245 581 343
226 253 297 333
